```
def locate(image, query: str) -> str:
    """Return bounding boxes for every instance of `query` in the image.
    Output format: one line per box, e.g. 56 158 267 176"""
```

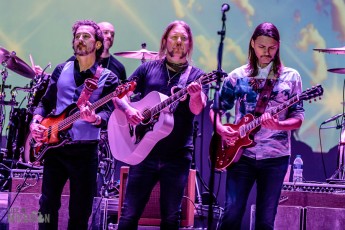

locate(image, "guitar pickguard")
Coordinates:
134 115 159 144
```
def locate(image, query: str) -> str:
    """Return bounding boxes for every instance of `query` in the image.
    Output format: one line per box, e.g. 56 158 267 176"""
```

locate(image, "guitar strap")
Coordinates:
253 67 279 117
169 65 192 113
250 66 279 137
77 66 103 108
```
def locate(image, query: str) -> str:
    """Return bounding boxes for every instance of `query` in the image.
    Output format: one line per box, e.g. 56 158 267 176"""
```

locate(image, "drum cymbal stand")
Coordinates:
0 62 9 153
0 63 11 190
327 120 345 183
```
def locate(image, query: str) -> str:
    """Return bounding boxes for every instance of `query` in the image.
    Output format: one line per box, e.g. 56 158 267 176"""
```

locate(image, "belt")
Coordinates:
64 140 99 145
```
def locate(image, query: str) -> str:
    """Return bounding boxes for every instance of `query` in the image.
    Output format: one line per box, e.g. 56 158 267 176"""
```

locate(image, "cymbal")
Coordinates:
114 49 158 60
313 46 345 55
0 47 35 78
328 68 345 74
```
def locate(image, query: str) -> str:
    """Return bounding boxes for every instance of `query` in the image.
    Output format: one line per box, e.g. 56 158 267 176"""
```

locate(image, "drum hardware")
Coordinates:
327 122 345 183
0 46 35 152
313 46 345 55
96 131 119 197
314 46 345 183
114 43 158 63
0 64 9 150
328 68 345 74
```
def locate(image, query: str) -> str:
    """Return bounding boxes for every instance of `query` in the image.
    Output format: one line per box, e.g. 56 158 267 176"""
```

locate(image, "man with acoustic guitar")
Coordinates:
113 20 208 229
210 22 305 230
29 20 120 229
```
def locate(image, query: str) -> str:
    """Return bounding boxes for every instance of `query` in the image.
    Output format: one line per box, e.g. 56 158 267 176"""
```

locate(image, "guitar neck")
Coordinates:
58 90 121 131
149 88 188 117
243 94 300 133
147 71 217 118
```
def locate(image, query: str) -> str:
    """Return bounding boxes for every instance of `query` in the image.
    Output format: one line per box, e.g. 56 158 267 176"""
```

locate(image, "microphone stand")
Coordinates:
208 9 228 230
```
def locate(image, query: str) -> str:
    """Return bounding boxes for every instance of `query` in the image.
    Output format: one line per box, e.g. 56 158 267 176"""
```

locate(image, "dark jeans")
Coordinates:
117 155 191 230
38 142 98 230
219 155 289 230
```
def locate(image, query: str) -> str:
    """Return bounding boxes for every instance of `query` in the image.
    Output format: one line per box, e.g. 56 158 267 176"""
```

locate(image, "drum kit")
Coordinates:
314 46 345 182
0 47 44 163
0 44 158 195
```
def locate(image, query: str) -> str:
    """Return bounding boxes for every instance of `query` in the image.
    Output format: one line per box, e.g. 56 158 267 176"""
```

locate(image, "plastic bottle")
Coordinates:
293 155 303 182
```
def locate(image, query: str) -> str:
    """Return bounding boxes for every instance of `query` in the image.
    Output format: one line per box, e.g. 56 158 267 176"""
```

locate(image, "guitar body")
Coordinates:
211 114 255 171
30 81 137 162
108 91 174 165
41 104 78 144
33 104 78 161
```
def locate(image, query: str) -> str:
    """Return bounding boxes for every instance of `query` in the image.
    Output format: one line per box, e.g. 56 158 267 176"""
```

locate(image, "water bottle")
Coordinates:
293 155 303 182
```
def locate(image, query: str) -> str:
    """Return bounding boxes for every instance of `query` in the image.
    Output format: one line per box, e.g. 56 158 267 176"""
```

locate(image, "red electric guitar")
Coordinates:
210 84 324 171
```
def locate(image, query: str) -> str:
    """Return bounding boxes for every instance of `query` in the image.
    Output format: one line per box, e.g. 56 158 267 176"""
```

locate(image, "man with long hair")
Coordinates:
210 22 304 229
114 20 208 229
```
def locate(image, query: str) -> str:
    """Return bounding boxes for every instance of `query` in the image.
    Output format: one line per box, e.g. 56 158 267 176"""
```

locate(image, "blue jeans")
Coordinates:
38 143 98 230
117 155 191 230
219 155 289 230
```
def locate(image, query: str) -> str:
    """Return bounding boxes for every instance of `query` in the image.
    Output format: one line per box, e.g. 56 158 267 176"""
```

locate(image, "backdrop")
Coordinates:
1 0 344 228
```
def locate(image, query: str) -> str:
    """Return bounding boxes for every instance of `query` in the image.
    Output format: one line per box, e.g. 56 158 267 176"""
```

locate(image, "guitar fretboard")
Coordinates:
49 83 133 133
142 71 216 120
241 94 300 134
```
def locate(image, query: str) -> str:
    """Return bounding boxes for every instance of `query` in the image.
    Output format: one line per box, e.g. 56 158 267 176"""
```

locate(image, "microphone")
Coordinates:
221 3 230 12
321 113 345 125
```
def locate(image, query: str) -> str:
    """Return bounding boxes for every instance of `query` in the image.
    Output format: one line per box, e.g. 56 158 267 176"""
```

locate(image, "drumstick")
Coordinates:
29 54 35 70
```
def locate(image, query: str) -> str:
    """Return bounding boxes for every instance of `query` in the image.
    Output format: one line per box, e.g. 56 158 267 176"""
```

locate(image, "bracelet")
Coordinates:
91 115 101 126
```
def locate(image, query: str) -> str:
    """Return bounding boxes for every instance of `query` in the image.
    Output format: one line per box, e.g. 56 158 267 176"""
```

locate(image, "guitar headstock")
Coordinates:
300 84 324 102
199 71 222 85
116 81 137 98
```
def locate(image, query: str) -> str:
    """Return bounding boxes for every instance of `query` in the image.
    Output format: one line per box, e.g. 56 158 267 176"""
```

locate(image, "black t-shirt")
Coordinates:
128 59 208 160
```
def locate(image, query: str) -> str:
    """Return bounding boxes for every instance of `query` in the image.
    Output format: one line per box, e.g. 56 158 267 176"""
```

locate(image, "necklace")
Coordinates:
166 66 180 86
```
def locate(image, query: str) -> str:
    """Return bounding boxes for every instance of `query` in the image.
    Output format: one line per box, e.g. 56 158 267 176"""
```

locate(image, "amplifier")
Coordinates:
10 169 70 195
280 182 345 208
282 181 345 193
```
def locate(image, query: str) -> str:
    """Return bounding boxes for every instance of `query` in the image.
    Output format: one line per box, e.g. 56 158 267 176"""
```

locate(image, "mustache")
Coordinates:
261 55 272 58
77 40 85 46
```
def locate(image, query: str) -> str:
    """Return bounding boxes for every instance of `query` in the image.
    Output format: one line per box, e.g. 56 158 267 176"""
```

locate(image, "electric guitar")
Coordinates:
107 71 218 165
32 81 136 162
210 84 324 171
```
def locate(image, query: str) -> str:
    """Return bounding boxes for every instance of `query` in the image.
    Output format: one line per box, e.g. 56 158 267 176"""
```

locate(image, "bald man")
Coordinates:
97 21 127 82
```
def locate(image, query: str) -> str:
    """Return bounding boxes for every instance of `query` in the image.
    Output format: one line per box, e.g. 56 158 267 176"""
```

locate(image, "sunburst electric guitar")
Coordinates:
210 84 324 171
108 71 218 165
32 81 136 162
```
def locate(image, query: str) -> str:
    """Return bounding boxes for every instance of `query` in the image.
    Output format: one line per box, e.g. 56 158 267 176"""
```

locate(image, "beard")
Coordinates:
74 41 96 56
167 47 187 60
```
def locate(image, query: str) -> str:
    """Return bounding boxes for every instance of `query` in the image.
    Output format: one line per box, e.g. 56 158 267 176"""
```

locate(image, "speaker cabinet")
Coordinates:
0 192 105 229
250 205 303 230
118 166 196 227
10 169 70 195
0 192 70 229
305 206 345 229
250 182 345 230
